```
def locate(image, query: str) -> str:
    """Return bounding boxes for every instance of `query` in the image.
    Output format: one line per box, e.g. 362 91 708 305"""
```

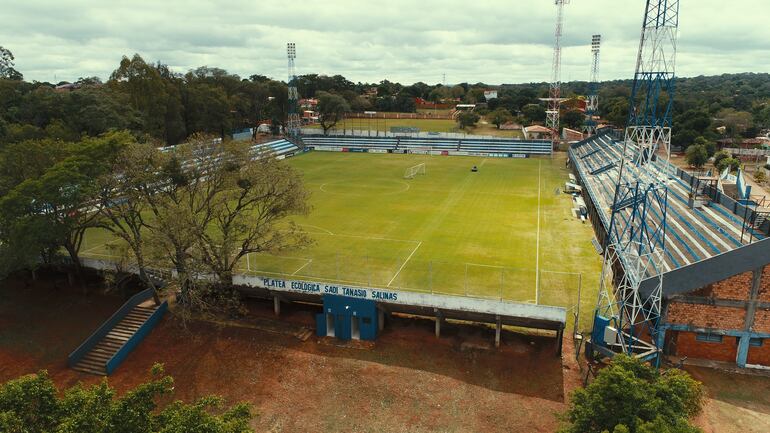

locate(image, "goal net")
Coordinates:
404 163 426 179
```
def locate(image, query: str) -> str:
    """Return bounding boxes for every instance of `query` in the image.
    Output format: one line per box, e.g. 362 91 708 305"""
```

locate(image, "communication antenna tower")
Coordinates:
543 0 570 148
591 0 680 364
287 42 301 139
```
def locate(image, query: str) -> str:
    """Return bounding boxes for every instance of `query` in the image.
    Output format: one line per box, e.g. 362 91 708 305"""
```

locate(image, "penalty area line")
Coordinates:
387 241 422 288
292 259 313 275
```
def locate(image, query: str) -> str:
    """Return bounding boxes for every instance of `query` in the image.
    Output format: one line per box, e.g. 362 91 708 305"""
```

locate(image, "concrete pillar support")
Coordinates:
378 309 385 332
495 315 502 348
434 309 442 338
273 295 281 316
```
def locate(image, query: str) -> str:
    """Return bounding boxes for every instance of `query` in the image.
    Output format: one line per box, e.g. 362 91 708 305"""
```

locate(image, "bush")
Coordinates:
559 355 704 433
685 145 708 168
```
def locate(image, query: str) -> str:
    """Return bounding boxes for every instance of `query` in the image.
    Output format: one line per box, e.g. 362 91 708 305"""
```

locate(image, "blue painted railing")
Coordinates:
67 288 155 368
106 300 168 375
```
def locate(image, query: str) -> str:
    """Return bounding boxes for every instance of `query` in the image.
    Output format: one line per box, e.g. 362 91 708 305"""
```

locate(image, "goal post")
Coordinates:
404 163 426 179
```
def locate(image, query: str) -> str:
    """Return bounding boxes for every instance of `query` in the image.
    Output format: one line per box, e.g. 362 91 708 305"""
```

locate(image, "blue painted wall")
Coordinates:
316 295 377 341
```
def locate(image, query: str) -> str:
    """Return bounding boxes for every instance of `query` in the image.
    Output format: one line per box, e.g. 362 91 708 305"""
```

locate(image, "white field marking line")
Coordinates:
387 241 422 288
297 224 334 235
81 239 116 254
535 159 542 304
292 258 313 275
319 181 410 195
478 158 488 168
284 229 420 244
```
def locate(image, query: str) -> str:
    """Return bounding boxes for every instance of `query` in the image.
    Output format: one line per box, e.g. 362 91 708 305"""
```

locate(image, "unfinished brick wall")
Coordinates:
747 340 770 366
667 302 745 330
673 331 738 363
753 309 770 334
708 271 753 300
759 265 770 303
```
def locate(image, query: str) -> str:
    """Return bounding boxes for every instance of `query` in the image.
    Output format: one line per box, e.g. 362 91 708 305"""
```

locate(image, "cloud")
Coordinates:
2 0 769 84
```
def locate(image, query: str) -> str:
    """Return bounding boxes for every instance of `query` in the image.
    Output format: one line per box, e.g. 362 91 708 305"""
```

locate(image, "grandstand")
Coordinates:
252 138 300 158
570 130 770 368
301 134 552 157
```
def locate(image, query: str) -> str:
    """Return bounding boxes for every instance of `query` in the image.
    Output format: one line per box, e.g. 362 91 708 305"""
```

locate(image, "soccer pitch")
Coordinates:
82 151 601 313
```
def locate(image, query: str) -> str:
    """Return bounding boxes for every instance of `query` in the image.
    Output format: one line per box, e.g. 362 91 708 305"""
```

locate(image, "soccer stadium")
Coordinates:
79 134 600 345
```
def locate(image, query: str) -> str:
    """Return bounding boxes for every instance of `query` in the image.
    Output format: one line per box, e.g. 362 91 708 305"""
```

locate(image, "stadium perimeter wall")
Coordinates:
74 257 568 352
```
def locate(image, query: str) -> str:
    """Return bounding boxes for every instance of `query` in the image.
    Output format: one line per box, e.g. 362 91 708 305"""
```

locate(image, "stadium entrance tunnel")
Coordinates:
316 295 378 341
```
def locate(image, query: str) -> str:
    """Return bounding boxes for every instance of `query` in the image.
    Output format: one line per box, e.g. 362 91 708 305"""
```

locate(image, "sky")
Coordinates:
2 0 769 85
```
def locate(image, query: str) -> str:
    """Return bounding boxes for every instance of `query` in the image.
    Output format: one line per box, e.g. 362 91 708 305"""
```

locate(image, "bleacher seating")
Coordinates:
570 133 764 275
301 134 552 156
252 139 299 157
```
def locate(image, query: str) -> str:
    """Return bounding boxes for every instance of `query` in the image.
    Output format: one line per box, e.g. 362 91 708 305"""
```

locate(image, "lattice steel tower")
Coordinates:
591 0 680 363
287 42 301 139
544 0 570 148
584 35 601 136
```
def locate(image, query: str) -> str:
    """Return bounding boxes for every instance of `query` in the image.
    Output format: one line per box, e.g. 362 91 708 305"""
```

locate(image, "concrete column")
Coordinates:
434 309 442 338
273 295 281 316
556 325 564 356
495 315 502 348
737 333 751 368
378 309 385 332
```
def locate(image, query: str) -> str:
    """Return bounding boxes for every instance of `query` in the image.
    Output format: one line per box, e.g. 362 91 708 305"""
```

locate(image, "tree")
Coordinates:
0 365 254 432
457 111 480 129
713 150 730 171
317 91 350 135
716 156 741 173
191 140 310 287
96 135 164 303
0 46 23 80
559 355 704 433
521 103 546 124
489 107 513 129
692 136 716 157
685 145 708 168
562 109 585 130
0 134 123 279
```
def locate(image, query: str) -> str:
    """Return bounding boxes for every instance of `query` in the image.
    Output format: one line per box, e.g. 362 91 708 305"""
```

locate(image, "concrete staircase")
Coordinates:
71 300 160 376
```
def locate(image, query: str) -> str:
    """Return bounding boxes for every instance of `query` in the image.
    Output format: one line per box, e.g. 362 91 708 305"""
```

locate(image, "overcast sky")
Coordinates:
3 0 769 85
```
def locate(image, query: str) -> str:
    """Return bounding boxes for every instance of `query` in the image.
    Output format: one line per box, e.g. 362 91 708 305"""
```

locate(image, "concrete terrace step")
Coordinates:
72 302 160 376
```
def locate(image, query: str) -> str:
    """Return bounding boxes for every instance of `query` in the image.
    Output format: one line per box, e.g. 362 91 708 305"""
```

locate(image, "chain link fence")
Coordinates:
243 252 582 316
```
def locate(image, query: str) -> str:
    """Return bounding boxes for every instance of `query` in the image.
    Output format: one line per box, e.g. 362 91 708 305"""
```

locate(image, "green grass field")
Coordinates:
81 151 601 322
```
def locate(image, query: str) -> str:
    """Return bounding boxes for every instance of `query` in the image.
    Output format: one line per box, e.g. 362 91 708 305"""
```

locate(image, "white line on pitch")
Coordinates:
387 241 422 287
535 160 542 304
292 259 313 275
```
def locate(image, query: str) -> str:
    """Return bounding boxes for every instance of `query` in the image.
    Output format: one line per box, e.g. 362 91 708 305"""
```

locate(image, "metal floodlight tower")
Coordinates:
287 42 301 139
544 0 570 148
591 0 679 364
584 35 601 136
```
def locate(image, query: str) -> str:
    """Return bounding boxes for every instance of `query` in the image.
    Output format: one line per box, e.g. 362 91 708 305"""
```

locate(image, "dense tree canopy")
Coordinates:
0 365 254 433
560 356 704 433
1 46 768 150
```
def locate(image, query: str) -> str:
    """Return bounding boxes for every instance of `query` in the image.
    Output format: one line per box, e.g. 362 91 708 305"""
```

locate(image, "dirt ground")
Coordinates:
2 273 769 432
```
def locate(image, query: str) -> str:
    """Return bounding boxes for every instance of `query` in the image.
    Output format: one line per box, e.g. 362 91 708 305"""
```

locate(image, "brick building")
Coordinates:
662 266 770 367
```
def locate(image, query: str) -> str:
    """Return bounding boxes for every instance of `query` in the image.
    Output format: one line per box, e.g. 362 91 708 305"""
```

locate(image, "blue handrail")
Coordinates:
67 288 154 367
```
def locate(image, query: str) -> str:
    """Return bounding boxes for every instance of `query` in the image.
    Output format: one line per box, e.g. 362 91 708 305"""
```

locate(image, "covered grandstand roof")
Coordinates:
570 132 769 296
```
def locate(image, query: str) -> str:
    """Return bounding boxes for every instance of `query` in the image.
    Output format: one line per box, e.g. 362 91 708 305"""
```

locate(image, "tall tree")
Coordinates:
193 141 310 286
0 46 23 80
317 91 350 135
489 107 513 129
